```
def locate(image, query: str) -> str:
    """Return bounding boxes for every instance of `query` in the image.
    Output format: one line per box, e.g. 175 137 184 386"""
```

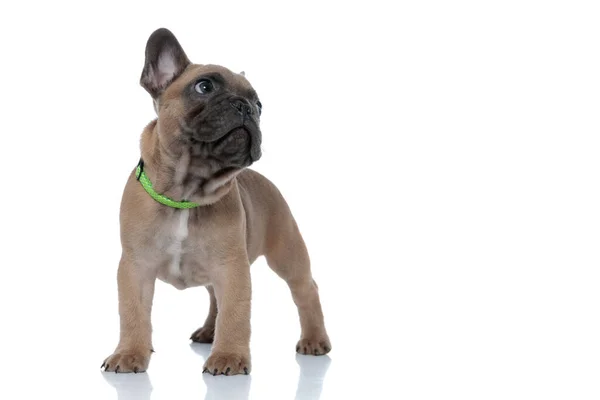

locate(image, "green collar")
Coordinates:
135 159 200 209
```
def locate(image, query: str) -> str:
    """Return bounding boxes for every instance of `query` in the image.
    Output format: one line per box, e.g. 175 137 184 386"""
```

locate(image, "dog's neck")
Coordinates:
139 120 242 206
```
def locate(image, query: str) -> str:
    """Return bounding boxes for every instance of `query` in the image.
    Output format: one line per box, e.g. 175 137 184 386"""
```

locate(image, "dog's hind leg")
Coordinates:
265 219 331 355
190 285 218 343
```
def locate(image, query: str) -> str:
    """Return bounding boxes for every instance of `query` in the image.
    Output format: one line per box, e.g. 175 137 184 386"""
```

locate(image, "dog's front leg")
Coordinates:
103 256 156 373
203 255 252 376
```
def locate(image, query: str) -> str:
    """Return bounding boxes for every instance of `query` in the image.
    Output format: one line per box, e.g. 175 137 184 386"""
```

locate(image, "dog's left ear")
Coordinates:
140 28 190 98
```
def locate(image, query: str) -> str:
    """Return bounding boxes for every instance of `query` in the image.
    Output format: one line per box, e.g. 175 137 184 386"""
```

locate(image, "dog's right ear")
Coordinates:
140 28 191 98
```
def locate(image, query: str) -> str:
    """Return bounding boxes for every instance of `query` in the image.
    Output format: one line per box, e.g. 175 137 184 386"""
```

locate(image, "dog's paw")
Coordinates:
203 351 250 376
296 336 331 356
190 326 215 343
102 348 151 373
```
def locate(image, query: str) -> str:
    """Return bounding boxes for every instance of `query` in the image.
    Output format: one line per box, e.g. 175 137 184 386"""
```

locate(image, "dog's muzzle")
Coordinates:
209 126 261 167
215 127 251 156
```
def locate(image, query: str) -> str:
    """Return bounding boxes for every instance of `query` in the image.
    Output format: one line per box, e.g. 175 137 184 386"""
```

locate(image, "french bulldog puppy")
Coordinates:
101 28 331 376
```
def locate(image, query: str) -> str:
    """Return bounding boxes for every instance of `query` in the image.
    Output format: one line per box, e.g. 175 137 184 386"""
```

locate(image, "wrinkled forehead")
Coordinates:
163 64 257 100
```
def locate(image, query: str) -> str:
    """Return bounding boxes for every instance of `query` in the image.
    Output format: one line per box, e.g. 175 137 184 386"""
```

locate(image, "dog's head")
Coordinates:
140 28 262 177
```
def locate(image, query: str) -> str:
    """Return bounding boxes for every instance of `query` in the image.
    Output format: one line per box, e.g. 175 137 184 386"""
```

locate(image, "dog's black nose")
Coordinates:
230 99 253 116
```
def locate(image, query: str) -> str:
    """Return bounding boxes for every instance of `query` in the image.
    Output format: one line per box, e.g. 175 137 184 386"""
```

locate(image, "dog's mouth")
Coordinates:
213 127 251 155
184 126 256 171
183 115 262 170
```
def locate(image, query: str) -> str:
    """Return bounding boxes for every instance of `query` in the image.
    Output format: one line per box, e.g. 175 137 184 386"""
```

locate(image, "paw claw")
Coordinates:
244 367 249 375
296 337 331 356
102 349 150 373
204 351 250 376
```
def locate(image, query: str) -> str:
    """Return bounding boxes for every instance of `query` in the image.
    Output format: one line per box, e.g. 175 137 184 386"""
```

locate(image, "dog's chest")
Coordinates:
155 209 209 289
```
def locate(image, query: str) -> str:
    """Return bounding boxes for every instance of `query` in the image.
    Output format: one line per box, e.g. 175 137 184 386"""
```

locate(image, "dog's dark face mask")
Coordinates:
179 70 262 168
139 28 262 178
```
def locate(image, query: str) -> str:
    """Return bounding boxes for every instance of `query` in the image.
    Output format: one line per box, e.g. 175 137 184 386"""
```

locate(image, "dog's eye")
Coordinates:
195 80 214 94
257 101 262 115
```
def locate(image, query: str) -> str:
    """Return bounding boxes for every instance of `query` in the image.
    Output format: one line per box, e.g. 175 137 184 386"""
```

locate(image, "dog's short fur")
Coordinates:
101 28 331 376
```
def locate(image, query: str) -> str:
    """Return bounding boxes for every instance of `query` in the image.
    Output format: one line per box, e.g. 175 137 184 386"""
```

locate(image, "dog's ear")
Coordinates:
140 28 190 98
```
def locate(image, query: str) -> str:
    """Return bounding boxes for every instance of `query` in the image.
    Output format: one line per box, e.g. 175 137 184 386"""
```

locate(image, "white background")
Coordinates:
0 1 599 399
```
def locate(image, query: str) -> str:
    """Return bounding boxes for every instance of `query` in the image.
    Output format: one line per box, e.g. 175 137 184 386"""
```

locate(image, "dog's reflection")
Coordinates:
102 370 153 400
102 343 331 400
293 352 332 400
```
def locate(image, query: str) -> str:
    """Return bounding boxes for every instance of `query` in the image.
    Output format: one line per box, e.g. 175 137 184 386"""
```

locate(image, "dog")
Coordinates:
101 28 331 376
